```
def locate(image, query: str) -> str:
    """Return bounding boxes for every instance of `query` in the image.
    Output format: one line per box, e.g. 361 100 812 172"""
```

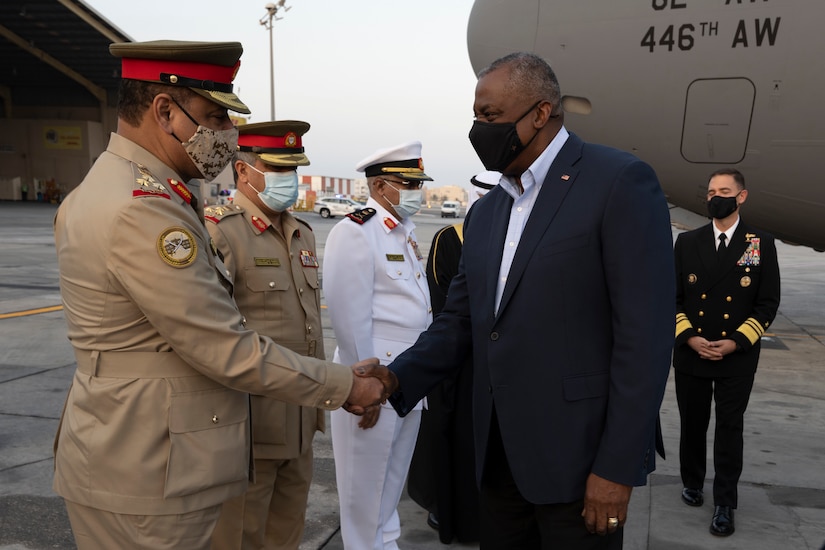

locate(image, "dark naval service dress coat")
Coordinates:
673 221 781 377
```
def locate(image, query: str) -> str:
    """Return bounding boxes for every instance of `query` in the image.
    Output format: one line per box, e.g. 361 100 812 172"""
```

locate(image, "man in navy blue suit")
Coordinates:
376 52 675 548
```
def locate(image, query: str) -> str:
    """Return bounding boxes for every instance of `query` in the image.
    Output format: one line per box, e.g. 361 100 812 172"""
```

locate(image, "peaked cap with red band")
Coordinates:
109 40 250 114
238 120 311 167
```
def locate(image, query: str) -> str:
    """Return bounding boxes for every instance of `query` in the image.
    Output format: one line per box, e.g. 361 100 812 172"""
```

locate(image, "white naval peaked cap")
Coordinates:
355 140 433 181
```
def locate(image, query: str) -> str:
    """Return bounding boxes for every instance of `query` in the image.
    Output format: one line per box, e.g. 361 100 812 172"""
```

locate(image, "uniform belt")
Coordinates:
73 349 199 378
276 339 320 358
372 322 425 344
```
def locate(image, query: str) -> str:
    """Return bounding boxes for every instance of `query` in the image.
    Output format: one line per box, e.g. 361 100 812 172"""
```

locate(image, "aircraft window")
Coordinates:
561 96 592 115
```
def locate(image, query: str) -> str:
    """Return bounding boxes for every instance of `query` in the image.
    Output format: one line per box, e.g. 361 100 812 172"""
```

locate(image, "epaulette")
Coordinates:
131 164 170 200
204 204 245 224
346 207 376 225
295 216 314 232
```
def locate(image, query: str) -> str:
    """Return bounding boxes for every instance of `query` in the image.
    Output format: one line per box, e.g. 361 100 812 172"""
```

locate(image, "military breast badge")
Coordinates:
300 249 319 268
737 236 761 266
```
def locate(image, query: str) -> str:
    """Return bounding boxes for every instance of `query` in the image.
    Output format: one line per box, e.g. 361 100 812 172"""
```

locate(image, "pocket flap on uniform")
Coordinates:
169 389 248 433
562 372 609 401
244 266 291 292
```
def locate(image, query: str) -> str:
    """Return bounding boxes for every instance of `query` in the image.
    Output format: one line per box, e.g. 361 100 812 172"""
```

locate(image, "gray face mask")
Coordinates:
385 189 423 218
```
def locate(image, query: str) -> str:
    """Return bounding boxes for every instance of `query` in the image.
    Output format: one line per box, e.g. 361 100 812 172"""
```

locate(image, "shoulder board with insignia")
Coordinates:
347 207 376 225
295 216 313 232
204 205 244 224
132 163 170 200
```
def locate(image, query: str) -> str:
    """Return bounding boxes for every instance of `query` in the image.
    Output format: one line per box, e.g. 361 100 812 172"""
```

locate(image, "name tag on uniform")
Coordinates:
255 257 280 267
386 254 405 262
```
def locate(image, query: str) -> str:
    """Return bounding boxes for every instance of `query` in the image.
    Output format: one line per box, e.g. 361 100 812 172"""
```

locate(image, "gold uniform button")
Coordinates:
307 325 312 333
416 272 421 279
697 328 703 334
324 399 332 406
428 307 432 313
299 288 304 294
386 351 392 357
170 75 179 83
726 296 732 302
721 331 727 337
269 281 276 288
698 311 704 317
397 270 402 275
723 313 730 319
701 294 707 300
211 414 219 424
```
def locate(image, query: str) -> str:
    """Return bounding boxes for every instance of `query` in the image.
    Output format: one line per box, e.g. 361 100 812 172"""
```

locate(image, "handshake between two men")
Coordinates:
343 359 399 415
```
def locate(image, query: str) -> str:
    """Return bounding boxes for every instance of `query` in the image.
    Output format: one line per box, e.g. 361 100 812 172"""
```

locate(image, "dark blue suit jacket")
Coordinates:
389 133 675 504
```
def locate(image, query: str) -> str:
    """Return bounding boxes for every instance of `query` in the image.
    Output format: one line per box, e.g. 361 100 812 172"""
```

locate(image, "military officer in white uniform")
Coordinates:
323 141 434 550
206 121 323 550
51 40 391 550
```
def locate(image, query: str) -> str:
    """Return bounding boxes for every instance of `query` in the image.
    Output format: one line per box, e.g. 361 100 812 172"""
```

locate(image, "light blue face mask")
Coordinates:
385 189 423 219
247 163 299 212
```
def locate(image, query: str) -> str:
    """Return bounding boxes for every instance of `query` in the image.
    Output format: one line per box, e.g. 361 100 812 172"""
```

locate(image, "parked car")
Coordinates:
218 189 237 205
314 197 361 218
440 200 461 218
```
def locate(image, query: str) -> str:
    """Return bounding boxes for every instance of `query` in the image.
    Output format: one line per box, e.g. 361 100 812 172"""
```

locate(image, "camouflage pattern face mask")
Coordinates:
181 125 238 182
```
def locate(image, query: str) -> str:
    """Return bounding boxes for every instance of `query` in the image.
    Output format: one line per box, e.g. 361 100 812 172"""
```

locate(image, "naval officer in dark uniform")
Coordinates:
673 168 781 538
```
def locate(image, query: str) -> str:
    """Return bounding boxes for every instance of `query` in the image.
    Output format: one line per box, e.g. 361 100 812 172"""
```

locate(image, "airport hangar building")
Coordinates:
0 0 130 203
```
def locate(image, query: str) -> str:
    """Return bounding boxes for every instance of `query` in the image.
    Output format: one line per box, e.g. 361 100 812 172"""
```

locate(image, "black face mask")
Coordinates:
707 194 740 219
468 101 542 172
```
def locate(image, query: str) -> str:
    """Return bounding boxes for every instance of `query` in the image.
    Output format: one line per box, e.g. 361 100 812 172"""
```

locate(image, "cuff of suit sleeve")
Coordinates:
314 362 353 410
388 391 411 417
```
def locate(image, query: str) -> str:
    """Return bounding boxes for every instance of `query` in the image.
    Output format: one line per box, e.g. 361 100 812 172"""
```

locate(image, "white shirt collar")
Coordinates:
713 216 740 244
499 126 570 199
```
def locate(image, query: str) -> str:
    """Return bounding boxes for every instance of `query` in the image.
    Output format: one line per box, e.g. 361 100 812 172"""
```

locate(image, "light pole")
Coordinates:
260 1 291 120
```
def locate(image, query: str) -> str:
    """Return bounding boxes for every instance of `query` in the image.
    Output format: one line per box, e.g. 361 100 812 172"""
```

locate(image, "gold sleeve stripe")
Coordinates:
676 313 693 338
430 228 447 288
737 317 765 345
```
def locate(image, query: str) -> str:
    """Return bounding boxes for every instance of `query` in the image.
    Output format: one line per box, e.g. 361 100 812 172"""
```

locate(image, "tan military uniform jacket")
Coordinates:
205 194 324 459
52 133 352 516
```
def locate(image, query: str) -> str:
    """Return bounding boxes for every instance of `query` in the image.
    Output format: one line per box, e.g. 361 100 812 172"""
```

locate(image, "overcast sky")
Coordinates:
84 0 483 190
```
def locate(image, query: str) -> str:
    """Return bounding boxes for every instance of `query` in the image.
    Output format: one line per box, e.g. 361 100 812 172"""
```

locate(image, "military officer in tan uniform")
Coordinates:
52 40 392 550
206 121 323 550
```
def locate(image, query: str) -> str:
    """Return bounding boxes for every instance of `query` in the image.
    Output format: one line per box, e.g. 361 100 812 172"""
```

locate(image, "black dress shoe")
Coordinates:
710 505 735 537
426 512 439 530
681 487 704 507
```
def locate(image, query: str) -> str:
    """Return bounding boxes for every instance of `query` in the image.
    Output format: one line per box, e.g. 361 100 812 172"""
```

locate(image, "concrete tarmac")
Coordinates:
1 201 823 549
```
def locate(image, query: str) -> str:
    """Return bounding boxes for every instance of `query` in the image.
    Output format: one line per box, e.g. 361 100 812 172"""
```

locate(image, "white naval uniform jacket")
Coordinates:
323 197 432 410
